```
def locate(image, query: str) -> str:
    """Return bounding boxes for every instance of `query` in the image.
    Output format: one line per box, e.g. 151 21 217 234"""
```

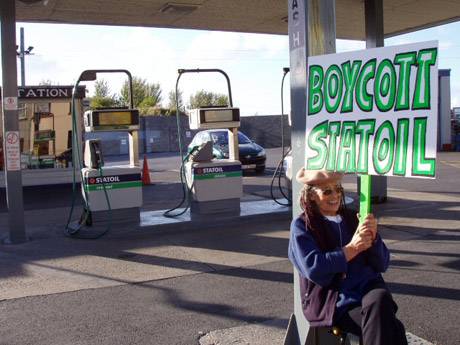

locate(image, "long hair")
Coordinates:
299 183 348 251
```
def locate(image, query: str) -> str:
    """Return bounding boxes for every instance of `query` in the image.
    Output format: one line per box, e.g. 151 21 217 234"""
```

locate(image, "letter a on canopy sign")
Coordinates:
305 41 438 179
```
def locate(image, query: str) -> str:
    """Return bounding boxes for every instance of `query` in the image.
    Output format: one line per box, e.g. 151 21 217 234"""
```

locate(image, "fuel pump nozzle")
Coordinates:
84 139 104 169
188 141 213 162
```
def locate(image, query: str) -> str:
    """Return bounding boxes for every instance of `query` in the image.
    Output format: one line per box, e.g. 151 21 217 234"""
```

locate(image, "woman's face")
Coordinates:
310 182 343 216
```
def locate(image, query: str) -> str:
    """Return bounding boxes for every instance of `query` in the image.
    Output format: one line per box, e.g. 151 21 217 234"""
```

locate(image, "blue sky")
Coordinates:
7 21 460 115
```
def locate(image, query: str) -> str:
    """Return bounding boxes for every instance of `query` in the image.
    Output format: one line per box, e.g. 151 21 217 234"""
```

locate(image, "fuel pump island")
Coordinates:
66 68 287 237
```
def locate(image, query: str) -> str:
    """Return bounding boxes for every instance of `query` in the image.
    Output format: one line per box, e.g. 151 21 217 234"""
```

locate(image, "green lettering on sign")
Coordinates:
373 121 395 174
393 118 410 175
355 58 376 112
374 59 396 112
308 65 324 115
326 122 341 170
305 43 438 180
413 48 437 110
336 121 356 173
307 120 328 169
324 64 343 113
355 119 376 174
394 52 416 111
412 117 435 176
341 60 362 113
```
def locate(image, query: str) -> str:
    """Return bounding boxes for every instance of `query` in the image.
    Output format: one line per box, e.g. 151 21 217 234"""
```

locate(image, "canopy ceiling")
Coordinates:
15 0 460 40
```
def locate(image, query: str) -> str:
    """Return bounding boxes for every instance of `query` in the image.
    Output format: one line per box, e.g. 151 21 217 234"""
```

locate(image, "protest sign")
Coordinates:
305 41 438 178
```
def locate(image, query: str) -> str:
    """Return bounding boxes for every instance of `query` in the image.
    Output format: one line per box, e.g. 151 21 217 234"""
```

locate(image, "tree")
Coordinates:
94 79 111 98
38 79 54 86
137 96 161 116
188 90 229 109
166 89 184 115
90 79 118 109
120 76 162 109
90 96 118 109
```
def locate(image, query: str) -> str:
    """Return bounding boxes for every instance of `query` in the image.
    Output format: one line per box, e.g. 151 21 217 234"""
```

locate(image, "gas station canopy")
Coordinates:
15 0 460 40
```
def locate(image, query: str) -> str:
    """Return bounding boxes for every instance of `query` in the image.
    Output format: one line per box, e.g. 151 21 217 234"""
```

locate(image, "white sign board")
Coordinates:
5 131 21 171
305 41 438 178
3 97 18 111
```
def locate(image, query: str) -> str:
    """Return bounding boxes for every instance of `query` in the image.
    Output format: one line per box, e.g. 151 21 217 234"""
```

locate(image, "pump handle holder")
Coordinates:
177 68 233 107
74 69 134 109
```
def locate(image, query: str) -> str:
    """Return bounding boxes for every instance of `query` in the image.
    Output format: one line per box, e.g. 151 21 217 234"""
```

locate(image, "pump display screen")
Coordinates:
189 107 240 130
99 111 133 126
204 109 234 123
85 109 140 131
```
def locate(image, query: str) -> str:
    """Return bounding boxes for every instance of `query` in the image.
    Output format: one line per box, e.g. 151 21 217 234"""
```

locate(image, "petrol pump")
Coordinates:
82 107 142 220
186 106 242 218
66 69 142 238
173 68 243 219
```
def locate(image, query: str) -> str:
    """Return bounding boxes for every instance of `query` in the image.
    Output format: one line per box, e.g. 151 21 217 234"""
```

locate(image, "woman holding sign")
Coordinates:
288 168 407 345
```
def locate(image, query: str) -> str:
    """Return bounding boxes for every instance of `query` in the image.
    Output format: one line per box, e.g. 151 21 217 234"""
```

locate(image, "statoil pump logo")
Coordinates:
202 167 224 174
88 176 121 184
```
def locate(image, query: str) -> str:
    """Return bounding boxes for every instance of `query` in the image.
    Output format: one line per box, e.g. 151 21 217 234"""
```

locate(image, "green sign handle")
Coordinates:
359 175 372 223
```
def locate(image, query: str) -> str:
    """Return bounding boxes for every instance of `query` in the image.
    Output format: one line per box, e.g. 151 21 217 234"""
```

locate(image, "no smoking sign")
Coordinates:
3 97 18 111
5 131 20 171
6 131 19 145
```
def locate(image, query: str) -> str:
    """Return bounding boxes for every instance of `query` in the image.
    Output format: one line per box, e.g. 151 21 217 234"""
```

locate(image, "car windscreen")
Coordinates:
210 131 252 145
210 132 228 145
238 132 252 144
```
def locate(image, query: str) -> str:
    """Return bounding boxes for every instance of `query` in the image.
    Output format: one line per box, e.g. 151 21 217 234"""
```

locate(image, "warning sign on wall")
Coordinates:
5 131 21 171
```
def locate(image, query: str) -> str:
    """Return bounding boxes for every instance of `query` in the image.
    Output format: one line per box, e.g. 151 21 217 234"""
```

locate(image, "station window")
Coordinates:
0 100 75 171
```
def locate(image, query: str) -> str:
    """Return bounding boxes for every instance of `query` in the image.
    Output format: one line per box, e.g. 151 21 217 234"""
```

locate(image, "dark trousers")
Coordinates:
335 282 407 345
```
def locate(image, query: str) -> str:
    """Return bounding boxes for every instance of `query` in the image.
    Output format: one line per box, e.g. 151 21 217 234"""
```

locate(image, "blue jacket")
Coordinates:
288 211 390 326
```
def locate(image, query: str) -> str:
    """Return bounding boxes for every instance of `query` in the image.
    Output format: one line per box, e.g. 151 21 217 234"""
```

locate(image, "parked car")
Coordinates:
188 130 266 173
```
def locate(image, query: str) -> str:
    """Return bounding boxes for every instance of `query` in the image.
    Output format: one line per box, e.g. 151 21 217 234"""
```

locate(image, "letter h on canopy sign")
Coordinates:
305 41 438 179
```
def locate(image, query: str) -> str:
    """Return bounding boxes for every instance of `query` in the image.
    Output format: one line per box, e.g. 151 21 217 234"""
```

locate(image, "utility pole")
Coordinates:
16 27 33 86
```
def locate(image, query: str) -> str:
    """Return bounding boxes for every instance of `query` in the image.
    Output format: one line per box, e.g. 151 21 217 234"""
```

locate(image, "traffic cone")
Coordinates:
142 155 151 185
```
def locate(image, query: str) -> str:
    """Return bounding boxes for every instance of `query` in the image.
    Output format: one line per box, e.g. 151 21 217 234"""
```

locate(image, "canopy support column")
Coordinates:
1 0 27 244
287 0 336 343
